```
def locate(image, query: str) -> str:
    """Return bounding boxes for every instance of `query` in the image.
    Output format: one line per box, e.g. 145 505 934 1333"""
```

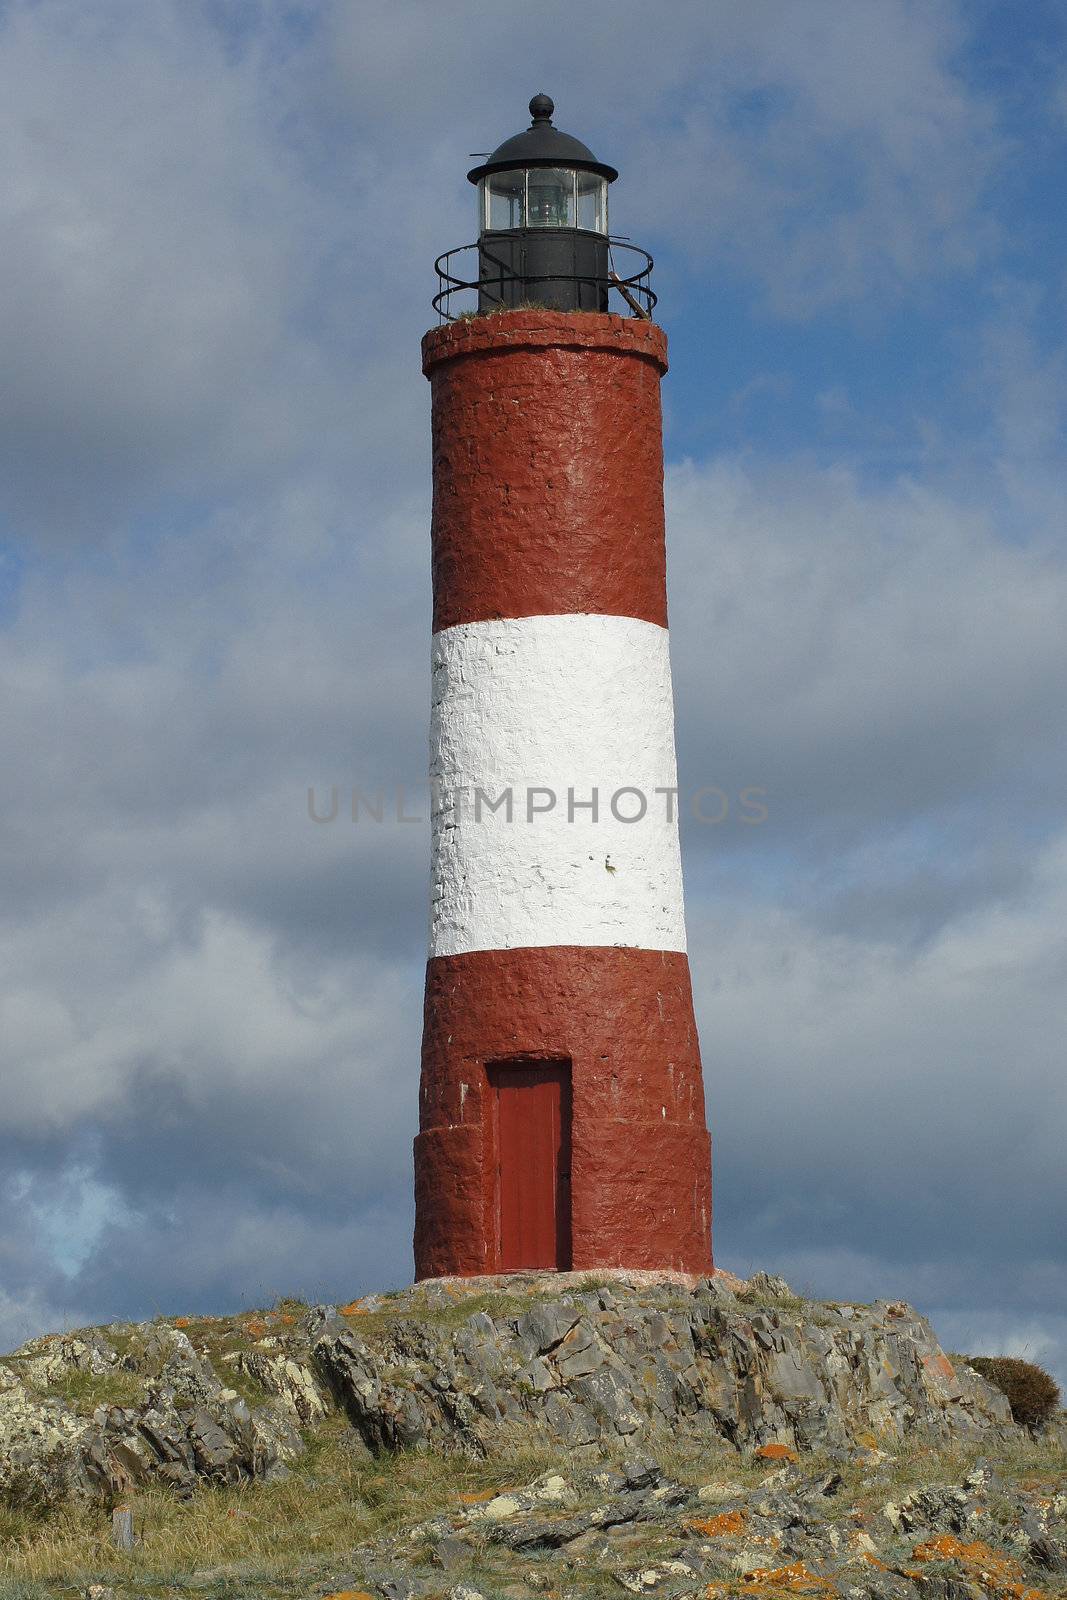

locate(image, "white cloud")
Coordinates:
666 452 1067 832
0 891 420 1150
690 828 1067 1199
0 0 355 540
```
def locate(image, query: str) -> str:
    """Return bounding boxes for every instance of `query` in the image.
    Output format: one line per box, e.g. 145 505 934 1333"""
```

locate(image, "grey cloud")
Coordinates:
666 454 1067 850
0 0 428 545
689 853 1067 1330
54 1178 414 1330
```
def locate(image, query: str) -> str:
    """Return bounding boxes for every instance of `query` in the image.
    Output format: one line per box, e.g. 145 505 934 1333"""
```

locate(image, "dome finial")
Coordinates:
529 93 554 124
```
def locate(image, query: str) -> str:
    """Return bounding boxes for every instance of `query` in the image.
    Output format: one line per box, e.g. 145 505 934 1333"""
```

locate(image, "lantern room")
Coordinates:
467 94 618 313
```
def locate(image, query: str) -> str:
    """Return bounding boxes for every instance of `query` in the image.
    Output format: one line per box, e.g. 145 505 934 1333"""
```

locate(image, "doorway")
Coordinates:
488 1059 572 1271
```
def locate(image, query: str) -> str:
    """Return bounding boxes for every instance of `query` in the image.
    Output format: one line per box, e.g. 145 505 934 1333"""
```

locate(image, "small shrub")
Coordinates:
964 1355 1061 1430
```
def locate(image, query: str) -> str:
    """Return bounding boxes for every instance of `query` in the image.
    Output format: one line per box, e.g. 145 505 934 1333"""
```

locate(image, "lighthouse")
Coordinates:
414 96 713 1280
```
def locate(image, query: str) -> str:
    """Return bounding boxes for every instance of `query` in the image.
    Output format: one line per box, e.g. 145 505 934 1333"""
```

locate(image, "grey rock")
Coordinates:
296 1304 351 1347
551 1324 607 1381
697 1276 738 1304
516 1356 555 1394
620 1454 661 1490
431 1534 473 1568
188 1407 242 1482
308 1284 1013 1467
237 1348 330 1424
368 1573 425 1599
14 1331 119 1390
493 1511 598 1549
743 1272 797 1300
516 1302 581 1356
571 1367 643 1434
590 1466 628 1494
123 1325 220 1406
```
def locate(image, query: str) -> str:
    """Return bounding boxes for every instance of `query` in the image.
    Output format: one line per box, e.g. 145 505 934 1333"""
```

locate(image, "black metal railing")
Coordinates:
432 239 657 323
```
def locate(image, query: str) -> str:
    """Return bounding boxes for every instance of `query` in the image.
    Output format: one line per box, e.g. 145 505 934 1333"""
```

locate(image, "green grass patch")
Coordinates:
39 1368 146 1417
339 1289 546 1341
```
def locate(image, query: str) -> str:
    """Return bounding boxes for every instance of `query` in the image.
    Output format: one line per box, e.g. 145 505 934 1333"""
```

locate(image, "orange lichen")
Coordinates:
910 1536 1045 1599
922 1352 957 1380
321 1592 374 1600
340 1299 369 1316
687 1509 747 1536
243 1317 267 1337
755 1443 799 1463
739 1560 836 1594
458 1489 497 1504
173 1317 191 1328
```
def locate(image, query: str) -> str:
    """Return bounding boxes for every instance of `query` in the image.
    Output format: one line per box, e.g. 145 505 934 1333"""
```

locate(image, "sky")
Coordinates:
1 0 1065 1390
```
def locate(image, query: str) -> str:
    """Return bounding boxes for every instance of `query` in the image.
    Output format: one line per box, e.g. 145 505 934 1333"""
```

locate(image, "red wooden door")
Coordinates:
489 1061 572 1271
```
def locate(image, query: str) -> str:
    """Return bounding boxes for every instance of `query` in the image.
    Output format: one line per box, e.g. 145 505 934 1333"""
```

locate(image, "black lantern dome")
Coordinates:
467 95 618 185
432 95 656 322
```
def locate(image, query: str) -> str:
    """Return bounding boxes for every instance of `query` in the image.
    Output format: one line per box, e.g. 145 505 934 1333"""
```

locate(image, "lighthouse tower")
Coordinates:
414 96 713 1280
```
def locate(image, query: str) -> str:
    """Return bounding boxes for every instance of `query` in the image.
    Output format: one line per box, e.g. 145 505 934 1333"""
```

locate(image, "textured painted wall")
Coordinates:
415 946 711 1278
429 613 686 957
423 313 669 632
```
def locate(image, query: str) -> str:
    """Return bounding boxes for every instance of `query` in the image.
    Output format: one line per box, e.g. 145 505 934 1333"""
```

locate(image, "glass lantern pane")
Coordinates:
483 171 525 231
526 168 576 228
577 173 608 234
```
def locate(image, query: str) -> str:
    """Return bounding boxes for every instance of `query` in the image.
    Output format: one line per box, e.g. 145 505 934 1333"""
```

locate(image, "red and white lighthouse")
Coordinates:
414 97 713 1280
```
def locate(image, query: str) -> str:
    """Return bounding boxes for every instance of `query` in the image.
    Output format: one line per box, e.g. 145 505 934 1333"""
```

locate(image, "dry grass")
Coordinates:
879 1427 1064 1492
337 1288 546 1341
2 1426 1065 1597
0 1418 560 1596
31 1368 146 1418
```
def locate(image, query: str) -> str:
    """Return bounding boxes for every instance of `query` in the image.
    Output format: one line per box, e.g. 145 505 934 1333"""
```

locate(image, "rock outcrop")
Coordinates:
310 1275 1012 1460
0 1321 303 1507
0 1267 1017 1516
0 1272 1020 1513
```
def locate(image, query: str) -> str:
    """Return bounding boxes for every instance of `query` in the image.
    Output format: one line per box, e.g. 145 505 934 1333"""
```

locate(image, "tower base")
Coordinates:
414 946 713 1281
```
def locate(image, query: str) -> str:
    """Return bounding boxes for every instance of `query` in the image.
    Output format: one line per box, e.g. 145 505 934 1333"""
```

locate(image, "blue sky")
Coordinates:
0 0 1065 1390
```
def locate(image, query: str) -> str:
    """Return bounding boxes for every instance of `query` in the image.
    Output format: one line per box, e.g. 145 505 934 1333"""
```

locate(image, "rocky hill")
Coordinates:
0 1270 1064 1599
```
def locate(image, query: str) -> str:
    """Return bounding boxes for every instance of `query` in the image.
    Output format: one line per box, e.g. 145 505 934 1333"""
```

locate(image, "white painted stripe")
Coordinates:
429 613 688 957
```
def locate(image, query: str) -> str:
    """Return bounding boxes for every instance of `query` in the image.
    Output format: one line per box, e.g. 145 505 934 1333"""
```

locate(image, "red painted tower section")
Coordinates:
414 310 713 1279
